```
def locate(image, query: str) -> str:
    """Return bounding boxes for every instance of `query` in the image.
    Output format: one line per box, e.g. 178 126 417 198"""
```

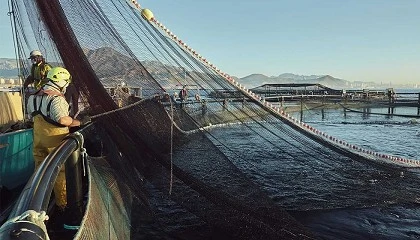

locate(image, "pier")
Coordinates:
249 83 420 107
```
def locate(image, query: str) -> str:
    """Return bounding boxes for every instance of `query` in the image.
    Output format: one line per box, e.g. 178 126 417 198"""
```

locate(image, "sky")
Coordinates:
1 0 419 84
0 2 14 58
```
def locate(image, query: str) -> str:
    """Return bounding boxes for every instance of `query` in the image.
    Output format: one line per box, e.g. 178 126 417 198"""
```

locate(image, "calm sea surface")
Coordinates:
289 104 420 239
134 90 420 240
212 104 420 239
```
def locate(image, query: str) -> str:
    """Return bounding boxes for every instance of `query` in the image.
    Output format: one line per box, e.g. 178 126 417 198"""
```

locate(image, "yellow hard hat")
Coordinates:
47 67 72 83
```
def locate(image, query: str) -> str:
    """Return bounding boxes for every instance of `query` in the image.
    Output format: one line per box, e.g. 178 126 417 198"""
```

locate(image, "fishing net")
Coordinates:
10 0 418 239
77 156 133 240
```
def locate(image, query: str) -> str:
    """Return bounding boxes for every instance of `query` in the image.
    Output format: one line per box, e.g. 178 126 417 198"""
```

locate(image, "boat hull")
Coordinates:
0 129 34 190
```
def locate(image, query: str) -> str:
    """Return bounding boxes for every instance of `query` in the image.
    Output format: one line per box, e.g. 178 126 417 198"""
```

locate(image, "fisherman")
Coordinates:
26 67 89 228
180 86 188 101
201 99 207 116
195 93 201 102
179 86 188 108
223 98 228 110
23 50 52 91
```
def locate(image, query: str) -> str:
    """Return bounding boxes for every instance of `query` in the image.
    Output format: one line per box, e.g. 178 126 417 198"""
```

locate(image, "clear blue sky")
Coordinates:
1 1 419 84
0 3 14 58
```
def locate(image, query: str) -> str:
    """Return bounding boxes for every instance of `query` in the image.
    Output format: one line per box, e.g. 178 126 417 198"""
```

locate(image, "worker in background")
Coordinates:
179 86 188 108
26 67 89 229
201 99 207 116
195 93 201 102
23 50 52 91
223 98 228 110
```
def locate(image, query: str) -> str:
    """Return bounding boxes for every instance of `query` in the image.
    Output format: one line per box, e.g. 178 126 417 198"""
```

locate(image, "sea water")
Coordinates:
289 105 420 239
134 99 420 239
206 104 420 239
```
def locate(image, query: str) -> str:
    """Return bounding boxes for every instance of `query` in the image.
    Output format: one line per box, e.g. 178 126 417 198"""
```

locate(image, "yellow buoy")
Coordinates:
141 9 154 21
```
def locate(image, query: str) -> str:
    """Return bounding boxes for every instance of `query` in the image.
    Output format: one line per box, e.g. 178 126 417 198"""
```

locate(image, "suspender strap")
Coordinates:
31 95 67 127
46 96 55 117
31 95 44 116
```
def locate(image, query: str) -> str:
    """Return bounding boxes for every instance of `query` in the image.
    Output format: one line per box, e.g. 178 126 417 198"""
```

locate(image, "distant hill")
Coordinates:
0 58 19 78
83 47 154 87
238 73 340 89
0 55 405 89
237 73 379 89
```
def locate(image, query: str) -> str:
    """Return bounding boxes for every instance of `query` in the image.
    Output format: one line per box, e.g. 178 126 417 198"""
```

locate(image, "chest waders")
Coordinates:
32 98 69 209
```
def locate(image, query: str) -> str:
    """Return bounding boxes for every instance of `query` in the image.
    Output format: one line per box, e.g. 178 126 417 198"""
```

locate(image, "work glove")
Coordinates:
79 115 92 126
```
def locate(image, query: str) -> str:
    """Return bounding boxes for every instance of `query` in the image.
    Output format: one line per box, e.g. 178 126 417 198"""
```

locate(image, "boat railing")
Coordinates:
0 126 89 239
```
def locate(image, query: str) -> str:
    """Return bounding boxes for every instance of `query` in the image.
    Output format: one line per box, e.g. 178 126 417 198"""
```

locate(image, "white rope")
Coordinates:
72 131 88 176
3 210 50 240
81 147 88 176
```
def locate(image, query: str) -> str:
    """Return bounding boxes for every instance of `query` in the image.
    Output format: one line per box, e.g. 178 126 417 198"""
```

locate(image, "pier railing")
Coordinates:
248 84 420 107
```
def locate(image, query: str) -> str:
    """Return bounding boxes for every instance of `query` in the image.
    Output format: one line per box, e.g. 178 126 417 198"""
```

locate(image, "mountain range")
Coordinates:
0 58 18 78
237 73 379 89
0 55 405 90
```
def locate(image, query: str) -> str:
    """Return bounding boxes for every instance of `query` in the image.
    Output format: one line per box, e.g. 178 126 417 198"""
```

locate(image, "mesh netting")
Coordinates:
76 157 133 240
12 0 414 239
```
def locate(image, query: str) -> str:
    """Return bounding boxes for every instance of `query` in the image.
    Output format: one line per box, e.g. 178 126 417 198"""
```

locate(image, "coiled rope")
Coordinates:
3 210 50 240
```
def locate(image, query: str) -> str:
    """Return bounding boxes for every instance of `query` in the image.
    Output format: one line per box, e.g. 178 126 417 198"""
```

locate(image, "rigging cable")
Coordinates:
8 0 26 121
